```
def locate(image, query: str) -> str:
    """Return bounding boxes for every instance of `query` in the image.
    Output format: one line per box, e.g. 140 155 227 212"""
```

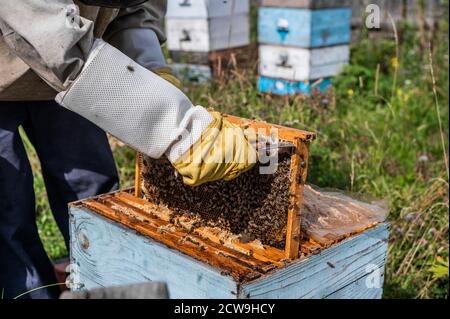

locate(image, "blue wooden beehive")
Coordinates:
258 7 352 48
69 201 388 298
257 2 352 95
68 116 389 299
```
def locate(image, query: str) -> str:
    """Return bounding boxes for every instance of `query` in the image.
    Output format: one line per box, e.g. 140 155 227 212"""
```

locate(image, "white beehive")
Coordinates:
166 0 250 53
167 0 250 18
259 44 350 81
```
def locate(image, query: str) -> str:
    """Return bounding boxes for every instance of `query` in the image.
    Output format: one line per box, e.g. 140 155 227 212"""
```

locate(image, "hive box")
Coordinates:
258 77 332 95
166 0 250 52
69 200 388 298
258 7 352 48
68 116 388 299
259 44 350 81
166 15 250 52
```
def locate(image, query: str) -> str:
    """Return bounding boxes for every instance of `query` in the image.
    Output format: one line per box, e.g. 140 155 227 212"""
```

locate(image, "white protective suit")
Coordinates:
0 0 213 163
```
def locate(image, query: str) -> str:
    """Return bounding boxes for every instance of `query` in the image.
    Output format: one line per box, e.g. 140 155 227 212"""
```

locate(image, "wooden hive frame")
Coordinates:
134 114 316 260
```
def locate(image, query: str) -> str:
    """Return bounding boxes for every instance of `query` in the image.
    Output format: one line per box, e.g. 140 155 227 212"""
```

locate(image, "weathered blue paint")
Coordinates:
69 207 237 299
258 76 332 95
239 224 389 299
69 204 389 299
258 7 352 48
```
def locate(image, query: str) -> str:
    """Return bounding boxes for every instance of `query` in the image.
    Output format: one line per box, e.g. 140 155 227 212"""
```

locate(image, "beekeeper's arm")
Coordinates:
0 0 256 186
103 1 183 88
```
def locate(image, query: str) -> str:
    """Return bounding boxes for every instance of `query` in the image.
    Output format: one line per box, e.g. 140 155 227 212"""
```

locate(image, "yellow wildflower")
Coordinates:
391 57 399 69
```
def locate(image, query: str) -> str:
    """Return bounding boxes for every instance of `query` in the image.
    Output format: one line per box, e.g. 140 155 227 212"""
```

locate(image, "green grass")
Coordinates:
24 12 448 299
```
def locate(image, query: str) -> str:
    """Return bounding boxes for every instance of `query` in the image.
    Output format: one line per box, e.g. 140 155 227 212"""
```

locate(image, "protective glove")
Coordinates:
153 69 258 186
172 111 258 186
153 67 183 91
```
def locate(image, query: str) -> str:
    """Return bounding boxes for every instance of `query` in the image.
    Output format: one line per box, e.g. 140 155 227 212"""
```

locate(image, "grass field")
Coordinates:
22 7 449 299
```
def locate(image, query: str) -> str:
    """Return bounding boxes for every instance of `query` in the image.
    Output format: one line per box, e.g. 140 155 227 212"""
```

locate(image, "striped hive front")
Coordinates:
257 1 352 95
166 0 251 82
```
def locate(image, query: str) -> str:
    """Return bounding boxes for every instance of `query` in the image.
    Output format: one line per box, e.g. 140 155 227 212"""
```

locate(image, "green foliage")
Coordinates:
430 257 449 280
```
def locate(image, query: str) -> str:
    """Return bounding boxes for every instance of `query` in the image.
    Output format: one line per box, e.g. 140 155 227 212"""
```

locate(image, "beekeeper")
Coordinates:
0 0 257 299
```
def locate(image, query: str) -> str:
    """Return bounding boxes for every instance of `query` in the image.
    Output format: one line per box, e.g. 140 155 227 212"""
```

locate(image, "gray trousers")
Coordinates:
0 100 119 299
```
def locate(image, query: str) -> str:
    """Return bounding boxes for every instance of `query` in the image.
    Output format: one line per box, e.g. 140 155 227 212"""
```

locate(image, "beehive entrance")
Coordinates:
135 114 316 259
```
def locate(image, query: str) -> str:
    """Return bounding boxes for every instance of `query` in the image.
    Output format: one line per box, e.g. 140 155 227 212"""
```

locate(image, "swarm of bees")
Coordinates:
141 153 292 248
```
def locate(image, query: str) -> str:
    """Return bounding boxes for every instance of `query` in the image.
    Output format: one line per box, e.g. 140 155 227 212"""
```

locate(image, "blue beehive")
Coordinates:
257 3 352 96
258 7 352 48
258 77 332 95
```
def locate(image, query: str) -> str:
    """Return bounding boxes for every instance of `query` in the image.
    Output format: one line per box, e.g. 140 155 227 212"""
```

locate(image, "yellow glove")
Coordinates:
153 67 183 91
172 111 258 186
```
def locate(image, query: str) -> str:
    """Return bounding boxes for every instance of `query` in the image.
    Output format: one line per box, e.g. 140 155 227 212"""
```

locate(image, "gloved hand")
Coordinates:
153 67 183 91
172 111 258 186
152 68 258 186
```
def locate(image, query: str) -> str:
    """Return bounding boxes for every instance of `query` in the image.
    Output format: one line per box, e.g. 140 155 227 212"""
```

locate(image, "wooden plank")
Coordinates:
258 76 332 96
239 224 389 299
222 114 316 143
70 207 239 298
134 152 142 198
259 44 349 81
261 0 351 9
284 138 309 259
258 7 352 48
